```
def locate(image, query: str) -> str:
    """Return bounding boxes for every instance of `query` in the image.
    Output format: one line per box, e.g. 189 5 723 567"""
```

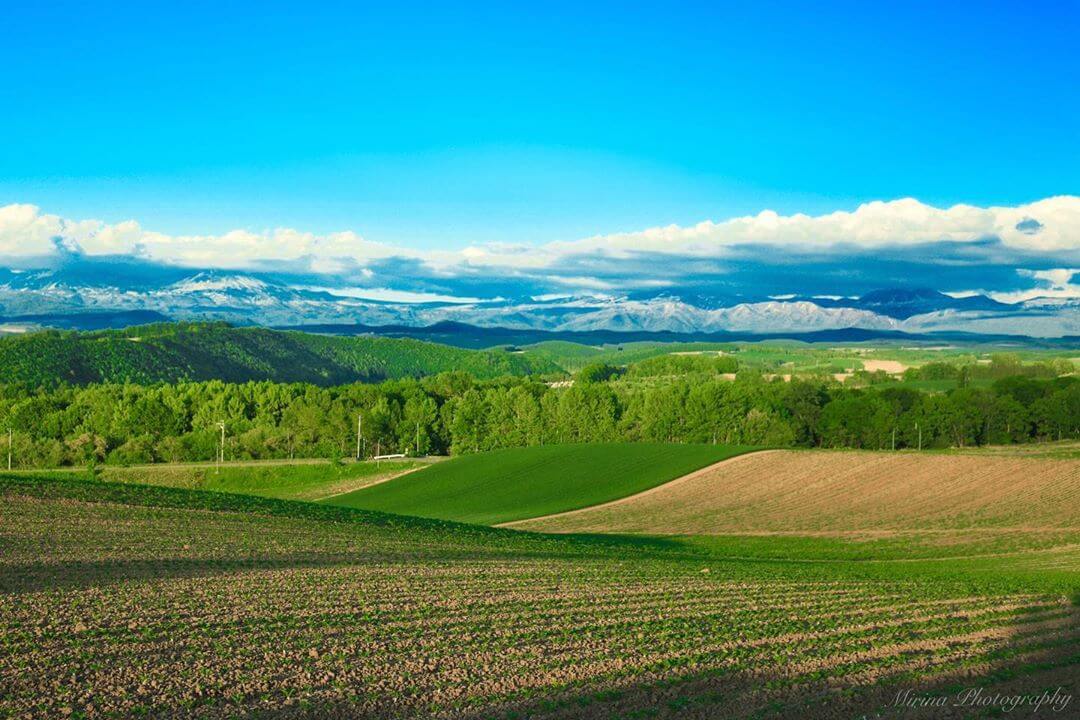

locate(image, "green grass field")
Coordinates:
523 340 737 371
323 442 754 524
524 339 1078 382
98 459 421 501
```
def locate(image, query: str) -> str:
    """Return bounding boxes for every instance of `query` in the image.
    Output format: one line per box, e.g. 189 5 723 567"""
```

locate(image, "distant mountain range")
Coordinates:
1 268 1077 340
812 288 1014 318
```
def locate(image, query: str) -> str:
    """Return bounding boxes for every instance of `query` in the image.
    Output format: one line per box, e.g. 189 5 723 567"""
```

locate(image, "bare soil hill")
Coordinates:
509 450 1080 534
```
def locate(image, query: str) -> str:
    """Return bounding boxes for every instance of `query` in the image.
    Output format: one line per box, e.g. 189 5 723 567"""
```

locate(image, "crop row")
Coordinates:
4 507 1075 720
4 565 1073 719
2 490 1077 719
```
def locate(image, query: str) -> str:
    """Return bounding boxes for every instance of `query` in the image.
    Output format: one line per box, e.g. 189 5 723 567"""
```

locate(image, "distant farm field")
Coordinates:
324 443 754 524
100 459 423 501
512 449 1080 534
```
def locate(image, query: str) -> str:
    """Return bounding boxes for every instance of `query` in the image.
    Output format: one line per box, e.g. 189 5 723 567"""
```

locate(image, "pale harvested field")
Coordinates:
861 359 907 374
510 450 1080 534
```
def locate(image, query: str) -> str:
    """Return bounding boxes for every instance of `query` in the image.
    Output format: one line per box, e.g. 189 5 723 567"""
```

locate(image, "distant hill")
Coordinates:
0 310 171 331
325 443 753 525
278 319 1078 351
0 322 559 386
848 288 1012 319
513 450 1080 534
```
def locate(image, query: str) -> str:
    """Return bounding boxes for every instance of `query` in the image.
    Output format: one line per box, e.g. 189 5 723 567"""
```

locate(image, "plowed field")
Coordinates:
2 474 1078 719
511 450 1080 534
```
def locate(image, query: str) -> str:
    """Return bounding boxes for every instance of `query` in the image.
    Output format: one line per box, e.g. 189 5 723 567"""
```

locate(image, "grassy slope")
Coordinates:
944 439 1080 459
0 471 1074 588
524 340 884 374
527 340 1079 377
324 443 755 525
0 322 559 385
98 460 421 501
3 472 1076 591
524 341 735 371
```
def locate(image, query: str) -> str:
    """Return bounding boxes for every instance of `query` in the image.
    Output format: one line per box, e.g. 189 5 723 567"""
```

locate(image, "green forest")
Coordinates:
0 322 555 385
0 351 1076 467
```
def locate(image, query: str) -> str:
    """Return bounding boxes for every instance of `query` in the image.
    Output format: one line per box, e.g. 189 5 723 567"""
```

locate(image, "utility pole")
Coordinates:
217 421 225 472
916 422 922 451
7 428 12 471
415 422 420 457
356 414 363 461
891 427 896 451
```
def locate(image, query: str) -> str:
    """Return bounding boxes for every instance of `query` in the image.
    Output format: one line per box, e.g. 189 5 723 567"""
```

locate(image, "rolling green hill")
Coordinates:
0 322 559 385
96 459 422 501
522 340 737 371
324 442 754 524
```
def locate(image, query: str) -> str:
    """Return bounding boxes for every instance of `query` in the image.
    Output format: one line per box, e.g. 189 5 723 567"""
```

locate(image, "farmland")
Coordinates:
1 347 1078 718
325 443 753 524
512 449 1080 534
98 458 425 501
2 472 1079 719
522 338 1078 377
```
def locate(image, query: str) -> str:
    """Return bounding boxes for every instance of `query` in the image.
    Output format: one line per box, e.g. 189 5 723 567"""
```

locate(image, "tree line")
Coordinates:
0 366 1076 468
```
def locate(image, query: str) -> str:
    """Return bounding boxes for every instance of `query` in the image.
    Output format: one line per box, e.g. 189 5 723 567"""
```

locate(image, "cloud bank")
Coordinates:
2 197 1079 302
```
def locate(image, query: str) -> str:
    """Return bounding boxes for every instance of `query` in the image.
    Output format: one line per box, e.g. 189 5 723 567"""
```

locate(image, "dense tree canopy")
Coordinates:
0 322 556 385
0 368 1075 468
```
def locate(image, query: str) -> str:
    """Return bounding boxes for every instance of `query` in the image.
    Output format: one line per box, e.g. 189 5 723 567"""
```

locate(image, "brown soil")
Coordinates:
511 450 1080 534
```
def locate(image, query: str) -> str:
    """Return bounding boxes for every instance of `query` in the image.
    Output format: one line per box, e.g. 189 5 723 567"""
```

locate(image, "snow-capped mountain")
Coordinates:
0 269 1077 338
836 288 1012 318
168 272 273 295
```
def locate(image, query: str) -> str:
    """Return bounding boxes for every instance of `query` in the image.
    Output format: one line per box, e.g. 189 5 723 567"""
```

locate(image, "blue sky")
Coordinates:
1 2 1078 312
3 1 1078 248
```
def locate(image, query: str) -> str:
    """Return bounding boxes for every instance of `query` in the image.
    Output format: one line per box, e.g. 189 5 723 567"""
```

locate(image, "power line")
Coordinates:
217 421 225 472
360 414 369 459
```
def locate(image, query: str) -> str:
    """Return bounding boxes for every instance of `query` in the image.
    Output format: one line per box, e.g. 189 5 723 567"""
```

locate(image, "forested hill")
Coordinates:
0 322 559 386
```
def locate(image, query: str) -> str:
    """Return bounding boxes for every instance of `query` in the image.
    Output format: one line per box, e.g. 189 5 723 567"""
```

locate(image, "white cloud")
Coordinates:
531 293 573 302
1026 268 1078 287
0 203 74 257
0 204 419 270
300 286 495 304
534 196 1080 261
947 268 1080 304
990 268 1080 303
2 196 1078 277
543 275 619 291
